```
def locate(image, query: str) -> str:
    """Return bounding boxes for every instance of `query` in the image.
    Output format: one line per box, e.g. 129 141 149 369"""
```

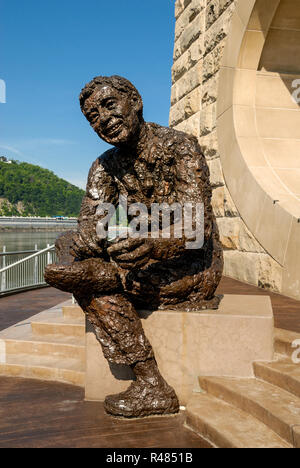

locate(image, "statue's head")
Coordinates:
79 75 144 147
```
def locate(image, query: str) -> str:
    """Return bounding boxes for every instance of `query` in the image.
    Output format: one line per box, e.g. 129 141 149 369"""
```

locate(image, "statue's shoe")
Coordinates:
44 258 120 294
104 377 180 418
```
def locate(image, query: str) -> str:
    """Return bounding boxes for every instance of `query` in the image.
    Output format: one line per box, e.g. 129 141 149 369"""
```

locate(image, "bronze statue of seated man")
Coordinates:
45 75 223 418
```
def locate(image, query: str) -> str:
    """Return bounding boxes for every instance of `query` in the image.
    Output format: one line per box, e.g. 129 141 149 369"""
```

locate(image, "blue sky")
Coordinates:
1 1 175 189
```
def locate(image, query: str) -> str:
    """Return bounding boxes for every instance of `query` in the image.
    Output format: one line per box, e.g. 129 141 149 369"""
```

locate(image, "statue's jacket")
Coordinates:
76 122 223 308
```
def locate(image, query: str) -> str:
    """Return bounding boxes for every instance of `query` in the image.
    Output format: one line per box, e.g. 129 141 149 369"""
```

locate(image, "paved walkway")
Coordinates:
0 288 71 331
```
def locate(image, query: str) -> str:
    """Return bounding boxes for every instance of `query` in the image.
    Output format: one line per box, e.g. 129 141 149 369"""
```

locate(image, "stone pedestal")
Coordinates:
85 295 274 405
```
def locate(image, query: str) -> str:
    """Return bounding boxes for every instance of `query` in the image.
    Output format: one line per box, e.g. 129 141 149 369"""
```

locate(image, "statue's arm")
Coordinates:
71 156 118 260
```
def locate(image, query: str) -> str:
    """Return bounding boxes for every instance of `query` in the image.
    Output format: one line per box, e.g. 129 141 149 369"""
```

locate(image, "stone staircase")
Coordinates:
0 301 85 387
186 328 300 448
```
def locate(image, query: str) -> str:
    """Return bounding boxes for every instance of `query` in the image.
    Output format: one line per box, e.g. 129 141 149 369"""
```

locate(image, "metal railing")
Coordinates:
0 245 57 295
0 216 77 224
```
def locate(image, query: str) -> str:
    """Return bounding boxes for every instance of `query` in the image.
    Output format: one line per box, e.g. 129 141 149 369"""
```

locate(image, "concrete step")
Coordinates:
186 393 291 448
30 307 85 326
0 353 85 387
0 302 86 387
1 324 85 362
31 310 85 338
199 376 300 446
275 328 300 358
254 357 300 399
62 305 85 320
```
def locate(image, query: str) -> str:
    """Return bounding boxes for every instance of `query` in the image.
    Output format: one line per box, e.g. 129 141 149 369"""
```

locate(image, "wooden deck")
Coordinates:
0 278 298 448
0 377 211 448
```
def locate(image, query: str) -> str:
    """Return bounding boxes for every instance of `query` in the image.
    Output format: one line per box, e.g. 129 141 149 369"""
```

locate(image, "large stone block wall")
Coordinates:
170 0 283 293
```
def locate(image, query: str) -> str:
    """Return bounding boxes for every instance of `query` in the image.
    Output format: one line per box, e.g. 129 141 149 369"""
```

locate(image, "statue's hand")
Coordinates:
70 231 102 259
107 238 153 269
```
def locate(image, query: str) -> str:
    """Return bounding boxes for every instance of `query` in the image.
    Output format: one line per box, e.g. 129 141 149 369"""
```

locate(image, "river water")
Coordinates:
0 231 65 253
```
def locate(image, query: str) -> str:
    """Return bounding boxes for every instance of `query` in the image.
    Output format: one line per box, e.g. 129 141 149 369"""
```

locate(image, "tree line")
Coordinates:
0 160 85 217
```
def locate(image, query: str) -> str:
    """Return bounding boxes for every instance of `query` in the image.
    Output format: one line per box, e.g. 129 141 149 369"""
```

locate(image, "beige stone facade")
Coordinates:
170 0 300 300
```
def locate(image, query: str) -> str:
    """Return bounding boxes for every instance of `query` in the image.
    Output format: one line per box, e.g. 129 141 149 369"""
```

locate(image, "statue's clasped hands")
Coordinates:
107 237 153 270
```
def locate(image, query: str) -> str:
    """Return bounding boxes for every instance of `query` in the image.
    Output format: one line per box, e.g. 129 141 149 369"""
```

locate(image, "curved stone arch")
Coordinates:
217 0 300 299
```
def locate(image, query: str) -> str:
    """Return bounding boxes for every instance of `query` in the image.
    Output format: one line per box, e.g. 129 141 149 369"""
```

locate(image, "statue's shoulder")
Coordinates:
147 122 201 155
94 148 116 168
87 148 116 176
86 149 116 198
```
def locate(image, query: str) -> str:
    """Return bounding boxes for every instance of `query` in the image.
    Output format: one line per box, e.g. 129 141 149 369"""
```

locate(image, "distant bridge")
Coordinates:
0 217 77 227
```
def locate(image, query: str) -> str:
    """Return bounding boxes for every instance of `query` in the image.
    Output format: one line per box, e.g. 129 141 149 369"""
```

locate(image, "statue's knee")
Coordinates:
44 262 74 292
47 258 121 295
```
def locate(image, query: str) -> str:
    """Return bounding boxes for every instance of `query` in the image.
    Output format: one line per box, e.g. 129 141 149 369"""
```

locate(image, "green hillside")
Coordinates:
0 160 85 217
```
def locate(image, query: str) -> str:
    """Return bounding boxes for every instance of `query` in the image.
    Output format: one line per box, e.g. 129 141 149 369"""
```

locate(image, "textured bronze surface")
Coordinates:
45 75 223 418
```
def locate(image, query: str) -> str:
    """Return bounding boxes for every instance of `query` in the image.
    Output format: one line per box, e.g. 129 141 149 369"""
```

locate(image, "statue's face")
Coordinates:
82 85 142 146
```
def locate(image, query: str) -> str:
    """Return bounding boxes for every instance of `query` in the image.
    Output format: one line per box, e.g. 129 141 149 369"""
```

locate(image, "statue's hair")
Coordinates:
79 75 143 112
